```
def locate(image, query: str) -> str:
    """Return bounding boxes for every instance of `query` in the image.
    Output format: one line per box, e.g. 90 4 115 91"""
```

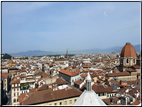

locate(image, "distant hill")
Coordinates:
10 50 55 56
70 44 141 54
2 53 12 59
9 44 141 56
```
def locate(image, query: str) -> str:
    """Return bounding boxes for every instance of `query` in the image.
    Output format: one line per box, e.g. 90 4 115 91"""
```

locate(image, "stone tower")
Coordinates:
66 48 68 58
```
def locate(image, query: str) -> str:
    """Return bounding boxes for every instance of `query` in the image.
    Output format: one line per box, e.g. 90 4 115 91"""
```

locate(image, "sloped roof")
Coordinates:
56 78 68 85
59 69 80 76
19 85 82 105
92 84 113 93
74 80 83 85
107 72 130 77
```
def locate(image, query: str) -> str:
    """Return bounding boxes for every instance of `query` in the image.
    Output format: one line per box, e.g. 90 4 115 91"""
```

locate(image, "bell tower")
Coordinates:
66 48 68 58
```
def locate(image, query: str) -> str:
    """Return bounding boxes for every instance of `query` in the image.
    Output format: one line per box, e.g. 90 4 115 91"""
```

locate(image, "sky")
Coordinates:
2 2 141 53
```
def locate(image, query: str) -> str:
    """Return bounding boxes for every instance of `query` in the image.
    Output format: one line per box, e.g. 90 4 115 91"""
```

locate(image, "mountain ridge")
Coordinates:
9 44 141 56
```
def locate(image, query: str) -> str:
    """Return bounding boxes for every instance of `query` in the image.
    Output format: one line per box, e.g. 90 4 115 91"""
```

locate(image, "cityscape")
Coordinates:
1 1 141 106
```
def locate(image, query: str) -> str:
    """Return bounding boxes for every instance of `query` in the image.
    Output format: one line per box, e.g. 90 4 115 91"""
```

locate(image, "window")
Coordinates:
126 59 129 63
107 94 109 97
133 59 135 64
60 102 62 105
17 92 19 96
54 103 57 105
64 101 67 105
98 93 100 96
14 93 15 96
74 99 77 102
14 99 16 102
14 89 15 91
70 100 72 104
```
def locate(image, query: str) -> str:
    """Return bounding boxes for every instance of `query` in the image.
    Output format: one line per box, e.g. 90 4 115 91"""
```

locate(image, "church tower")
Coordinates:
66 48 68 58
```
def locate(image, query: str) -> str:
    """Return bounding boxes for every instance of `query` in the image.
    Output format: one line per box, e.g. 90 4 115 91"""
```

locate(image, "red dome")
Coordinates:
120 43 136 58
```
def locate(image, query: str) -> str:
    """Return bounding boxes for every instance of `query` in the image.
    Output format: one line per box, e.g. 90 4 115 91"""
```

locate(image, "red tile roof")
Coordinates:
12 79 20 84
107 72 130 77
56 78 68 85
120 43 137 58
74 80 83 85
80 73 87 78
133 65 140 69
2 73 9 78
59 69 80 76
92 84 113 93
19 85 82 105
102 99 111 105
127 68 136 72
37 84 49 91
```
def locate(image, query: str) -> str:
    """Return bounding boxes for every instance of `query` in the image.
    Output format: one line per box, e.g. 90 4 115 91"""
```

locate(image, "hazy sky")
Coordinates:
2 2 140 53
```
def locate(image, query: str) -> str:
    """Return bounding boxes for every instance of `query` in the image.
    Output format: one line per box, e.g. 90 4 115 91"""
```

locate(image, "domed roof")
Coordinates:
120 43 136 58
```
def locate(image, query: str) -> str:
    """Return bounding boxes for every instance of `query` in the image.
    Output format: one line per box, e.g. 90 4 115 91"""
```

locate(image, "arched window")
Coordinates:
126 59 129 63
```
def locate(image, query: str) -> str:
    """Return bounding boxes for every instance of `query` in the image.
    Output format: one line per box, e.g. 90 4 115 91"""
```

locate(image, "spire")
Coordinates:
86 72 92 91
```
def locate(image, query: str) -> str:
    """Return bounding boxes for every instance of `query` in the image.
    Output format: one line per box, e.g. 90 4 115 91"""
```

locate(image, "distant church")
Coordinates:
66 48 68 58
119 42 137 72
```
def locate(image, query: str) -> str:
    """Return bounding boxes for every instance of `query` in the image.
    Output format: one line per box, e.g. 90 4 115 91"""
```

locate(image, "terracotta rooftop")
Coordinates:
107 72 130 77
102 99 111 105
74 80 83 85
2 73 9 78
120 43 136 58
132 65 140 69
59 69 80 76
56 78 68 85
37 84 49 91
92 84 113 93
19 85 82 105
12 79 20 84
80 73 87 78
91 72 97 77
127 68 137 72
